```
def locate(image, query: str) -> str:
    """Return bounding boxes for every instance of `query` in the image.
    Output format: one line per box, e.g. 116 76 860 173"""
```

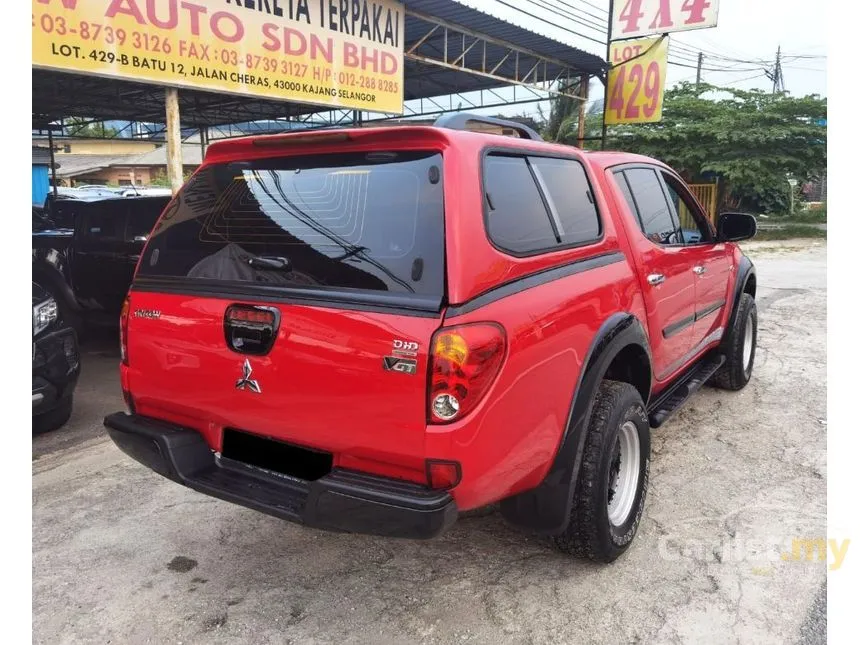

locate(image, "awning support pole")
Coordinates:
165 88 183 195
577 74 589 148
47 127 58 197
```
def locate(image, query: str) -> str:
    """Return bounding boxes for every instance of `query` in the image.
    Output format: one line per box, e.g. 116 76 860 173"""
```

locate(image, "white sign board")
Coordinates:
611 0 720 40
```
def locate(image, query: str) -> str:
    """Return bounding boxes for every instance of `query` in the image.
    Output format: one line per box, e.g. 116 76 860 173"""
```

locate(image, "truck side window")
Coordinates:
83 204 124 242
613 170 640 227
622 168 682 246
529 156 601 246
484 154 558 254
125 200 169 242
661 173 713 245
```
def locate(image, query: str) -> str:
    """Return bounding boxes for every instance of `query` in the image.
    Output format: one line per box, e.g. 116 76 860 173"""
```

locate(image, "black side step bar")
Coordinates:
647 353 726 427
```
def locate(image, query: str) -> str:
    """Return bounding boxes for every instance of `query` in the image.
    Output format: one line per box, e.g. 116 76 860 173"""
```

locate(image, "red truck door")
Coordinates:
611 167 700 381
659 171 733 349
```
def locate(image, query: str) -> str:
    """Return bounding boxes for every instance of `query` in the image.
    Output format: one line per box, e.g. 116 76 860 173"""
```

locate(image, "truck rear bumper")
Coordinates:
104 412 458 540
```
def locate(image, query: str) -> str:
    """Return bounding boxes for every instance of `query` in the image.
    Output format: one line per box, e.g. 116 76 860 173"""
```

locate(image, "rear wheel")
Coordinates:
33 395 74 434
552 380 650 563
711 293 757 391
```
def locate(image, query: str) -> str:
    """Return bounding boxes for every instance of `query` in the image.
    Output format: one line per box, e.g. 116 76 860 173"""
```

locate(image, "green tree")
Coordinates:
65 117 118 138
556 83 827 213
541 77 588 142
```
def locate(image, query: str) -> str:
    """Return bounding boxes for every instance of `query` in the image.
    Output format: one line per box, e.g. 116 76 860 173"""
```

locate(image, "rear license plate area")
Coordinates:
221 428 333 481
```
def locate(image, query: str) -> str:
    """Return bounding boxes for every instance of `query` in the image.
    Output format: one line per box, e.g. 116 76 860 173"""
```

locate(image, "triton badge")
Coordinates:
133 309 161 319
235 359 261 393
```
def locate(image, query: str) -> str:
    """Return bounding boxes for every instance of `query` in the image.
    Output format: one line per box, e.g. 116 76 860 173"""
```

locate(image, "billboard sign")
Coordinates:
604 36 668 125
32 0 405 113
611 0 720 40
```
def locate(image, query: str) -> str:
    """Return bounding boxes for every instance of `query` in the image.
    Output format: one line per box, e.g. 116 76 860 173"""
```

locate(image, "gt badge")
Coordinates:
383 356 418 375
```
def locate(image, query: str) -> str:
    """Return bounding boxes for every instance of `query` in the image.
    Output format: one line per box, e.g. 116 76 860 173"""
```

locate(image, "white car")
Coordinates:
120 186 172 198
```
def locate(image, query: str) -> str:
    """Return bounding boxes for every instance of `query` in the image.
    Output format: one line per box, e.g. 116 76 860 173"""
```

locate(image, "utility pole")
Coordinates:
695 52 704 87
772 45 784 94
165 88 183 195
576 74 589 148
601 0 615 150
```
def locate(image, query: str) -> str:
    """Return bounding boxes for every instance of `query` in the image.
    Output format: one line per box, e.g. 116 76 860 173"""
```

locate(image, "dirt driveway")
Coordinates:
32 240 827 645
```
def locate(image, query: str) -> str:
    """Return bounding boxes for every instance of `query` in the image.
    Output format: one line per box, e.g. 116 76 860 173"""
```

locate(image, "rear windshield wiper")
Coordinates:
247 255 292 272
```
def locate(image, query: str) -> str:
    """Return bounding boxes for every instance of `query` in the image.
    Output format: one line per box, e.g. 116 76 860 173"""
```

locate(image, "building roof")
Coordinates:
125 144 203 166
54 154 125 178
55 144 202 178
32 146 54 166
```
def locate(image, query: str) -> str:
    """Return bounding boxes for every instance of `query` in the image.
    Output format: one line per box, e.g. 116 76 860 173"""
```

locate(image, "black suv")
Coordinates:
33 282 80 433
32 195 171 331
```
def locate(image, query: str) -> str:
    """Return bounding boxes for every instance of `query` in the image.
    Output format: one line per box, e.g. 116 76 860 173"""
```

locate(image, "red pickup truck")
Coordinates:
105 115 757 563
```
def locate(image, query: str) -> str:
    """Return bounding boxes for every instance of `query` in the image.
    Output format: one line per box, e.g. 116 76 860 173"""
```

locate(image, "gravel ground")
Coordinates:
32 240 828 645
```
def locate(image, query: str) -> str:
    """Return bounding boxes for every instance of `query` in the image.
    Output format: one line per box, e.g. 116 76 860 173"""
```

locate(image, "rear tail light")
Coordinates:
120 294 130 366
428 323 506 424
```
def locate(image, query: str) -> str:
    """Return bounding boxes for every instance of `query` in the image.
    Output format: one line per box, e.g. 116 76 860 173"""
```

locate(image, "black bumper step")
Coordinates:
647 353 726 427
104 412 457 539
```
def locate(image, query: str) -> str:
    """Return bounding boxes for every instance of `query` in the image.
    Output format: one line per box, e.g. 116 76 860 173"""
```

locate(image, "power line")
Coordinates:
526 0 607 34
553 0 610 25
783 65 827 72
577 0 609 16
668 60 763 73
494 0 607 45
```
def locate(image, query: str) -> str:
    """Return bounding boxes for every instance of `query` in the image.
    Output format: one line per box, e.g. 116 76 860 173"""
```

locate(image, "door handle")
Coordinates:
693 265 706 275
647 274 665 286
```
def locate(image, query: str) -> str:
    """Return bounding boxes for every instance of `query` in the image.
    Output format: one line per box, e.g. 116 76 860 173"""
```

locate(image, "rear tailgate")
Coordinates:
125 146 446 482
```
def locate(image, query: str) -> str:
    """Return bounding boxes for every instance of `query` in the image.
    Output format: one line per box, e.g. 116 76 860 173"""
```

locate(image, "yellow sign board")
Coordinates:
32 0 405 114
604 36 668 125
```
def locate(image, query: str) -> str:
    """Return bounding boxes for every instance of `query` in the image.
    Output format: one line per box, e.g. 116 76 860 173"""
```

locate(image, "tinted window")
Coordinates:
661 173 712 244
613 171 639 224
125 198 170 241
530 157 600 245
623 168 681 245
484 154 558 254
83 202 125 241
137 151 445 296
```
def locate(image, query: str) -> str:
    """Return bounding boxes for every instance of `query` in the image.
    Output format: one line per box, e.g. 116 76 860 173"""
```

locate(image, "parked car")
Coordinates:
104 115 757 563
74 184 125 197
33 282 80 433
118 186 173 198
32 195 171 331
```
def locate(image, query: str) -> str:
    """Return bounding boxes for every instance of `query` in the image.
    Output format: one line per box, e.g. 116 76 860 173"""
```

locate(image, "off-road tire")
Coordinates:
33 395 74 434
711 293 757 391
552 380 650 563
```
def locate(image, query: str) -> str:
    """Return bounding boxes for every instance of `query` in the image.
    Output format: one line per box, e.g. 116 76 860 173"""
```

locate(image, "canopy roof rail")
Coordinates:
433 113 542 141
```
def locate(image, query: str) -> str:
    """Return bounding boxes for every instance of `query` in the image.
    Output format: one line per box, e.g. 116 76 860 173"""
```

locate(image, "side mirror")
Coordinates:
717 212 757 242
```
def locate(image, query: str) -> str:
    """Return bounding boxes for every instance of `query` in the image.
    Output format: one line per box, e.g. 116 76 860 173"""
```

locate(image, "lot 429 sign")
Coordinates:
612 0 720 39
605 37 668 125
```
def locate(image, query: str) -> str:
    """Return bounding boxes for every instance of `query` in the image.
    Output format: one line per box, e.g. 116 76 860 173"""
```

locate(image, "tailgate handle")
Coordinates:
224 305 280 356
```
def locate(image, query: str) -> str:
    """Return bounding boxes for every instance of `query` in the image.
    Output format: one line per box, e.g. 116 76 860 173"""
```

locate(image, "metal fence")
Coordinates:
688 183 718 223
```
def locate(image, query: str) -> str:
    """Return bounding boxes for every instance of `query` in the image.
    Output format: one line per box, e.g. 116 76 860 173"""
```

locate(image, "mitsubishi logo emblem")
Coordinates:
235 359 261 394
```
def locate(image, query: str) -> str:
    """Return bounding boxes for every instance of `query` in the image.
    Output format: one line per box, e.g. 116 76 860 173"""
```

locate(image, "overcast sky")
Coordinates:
454 0 826 105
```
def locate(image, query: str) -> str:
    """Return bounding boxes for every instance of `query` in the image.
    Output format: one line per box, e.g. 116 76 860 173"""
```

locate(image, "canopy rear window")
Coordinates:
138 151 445 299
